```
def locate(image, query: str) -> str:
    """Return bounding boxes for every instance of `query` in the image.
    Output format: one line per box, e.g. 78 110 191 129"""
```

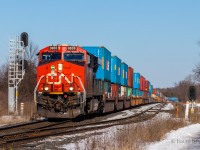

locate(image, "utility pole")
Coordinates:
8 32 28 115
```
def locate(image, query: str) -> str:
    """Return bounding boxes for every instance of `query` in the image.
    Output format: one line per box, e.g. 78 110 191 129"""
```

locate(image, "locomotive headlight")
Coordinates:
44 86 49 91
69 87 74 91
58 63 63 71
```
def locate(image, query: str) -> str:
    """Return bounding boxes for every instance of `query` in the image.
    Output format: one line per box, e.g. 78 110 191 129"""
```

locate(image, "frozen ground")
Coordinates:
23 103 170 150
146 124 200 150
27 111 172 150
104 103 159 121
162 103 174 111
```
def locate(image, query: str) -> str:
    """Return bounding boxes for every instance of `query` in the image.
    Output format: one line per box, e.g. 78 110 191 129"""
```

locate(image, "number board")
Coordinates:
67 46 77 51
49 46 58 50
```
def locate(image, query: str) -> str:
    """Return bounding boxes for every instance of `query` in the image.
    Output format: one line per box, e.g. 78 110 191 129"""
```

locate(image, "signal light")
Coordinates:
188 86 196 101
20 32 28 47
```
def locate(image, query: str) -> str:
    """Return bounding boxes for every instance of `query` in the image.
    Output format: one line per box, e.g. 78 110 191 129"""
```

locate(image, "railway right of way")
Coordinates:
0 103 165 149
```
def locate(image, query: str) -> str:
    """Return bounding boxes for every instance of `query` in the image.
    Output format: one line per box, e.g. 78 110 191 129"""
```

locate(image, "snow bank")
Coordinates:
146 124 200 150
162 103 174 111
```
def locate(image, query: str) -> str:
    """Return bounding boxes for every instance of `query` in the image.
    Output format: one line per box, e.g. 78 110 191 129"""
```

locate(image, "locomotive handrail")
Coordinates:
74 75 86 114
34 75 45 113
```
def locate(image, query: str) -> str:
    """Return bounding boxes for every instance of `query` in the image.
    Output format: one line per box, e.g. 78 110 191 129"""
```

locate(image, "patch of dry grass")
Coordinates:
115 117 185 150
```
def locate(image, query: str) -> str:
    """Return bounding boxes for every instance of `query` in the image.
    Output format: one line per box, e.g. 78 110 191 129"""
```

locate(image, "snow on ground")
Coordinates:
31 106 170 150
104 103 159 121
162 103 174 111
146 124 200 150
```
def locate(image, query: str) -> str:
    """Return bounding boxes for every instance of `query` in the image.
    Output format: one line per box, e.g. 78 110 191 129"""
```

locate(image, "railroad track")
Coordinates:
0 103 165 149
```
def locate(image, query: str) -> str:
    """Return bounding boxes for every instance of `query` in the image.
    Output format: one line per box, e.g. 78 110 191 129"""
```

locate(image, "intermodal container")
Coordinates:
139 90 143 97
133 89 139 97
127 87 132 97
82 46 111 81
121 86 127 97
121 62 128 86
111 84 120 98
140 76 145 91
143 91 148 98
153 89 157 95
133 73 140 89
128 67 133 87
103 81 111 93
149 84 153 94
144 80 149 92
111 56 121 84
169 97 179 102
157 90 160 97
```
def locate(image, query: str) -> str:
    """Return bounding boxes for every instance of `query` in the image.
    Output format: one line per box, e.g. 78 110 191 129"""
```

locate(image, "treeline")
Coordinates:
160 74 200 102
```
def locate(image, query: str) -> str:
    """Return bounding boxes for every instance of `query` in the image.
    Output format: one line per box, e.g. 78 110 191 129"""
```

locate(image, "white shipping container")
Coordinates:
121 86 127 97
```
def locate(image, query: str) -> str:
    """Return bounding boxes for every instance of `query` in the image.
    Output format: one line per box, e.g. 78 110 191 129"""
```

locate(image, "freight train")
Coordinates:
36 45 166 118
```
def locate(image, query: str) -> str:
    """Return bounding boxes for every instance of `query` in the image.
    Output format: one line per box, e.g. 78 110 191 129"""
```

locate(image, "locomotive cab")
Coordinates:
36 45 99 118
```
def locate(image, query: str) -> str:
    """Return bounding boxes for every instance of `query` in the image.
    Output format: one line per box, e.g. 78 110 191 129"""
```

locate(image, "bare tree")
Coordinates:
25 41 38 66
18 41 39 115
0 64 8 115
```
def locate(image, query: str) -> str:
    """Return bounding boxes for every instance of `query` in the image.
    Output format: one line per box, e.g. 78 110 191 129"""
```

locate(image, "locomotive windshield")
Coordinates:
39 52 61 65
64 53 84 61
42 52 61 61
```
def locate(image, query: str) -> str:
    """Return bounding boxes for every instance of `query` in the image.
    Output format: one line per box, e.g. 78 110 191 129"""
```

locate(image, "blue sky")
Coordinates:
0 0 200 88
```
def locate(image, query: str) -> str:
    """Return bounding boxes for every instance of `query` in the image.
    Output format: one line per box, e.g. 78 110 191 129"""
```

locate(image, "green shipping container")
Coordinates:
127 87 132 96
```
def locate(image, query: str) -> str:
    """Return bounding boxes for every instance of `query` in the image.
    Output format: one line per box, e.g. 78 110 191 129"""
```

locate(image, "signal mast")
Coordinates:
8 32 28 114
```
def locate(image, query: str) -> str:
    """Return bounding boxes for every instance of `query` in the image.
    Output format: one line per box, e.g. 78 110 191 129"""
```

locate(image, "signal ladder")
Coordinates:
8 36 25 114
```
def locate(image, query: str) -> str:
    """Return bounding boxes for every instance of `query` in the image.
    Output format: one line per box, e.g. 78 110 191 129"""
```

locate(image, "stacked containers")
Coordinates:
143 79 149 98
82 46 111 81
121 62 128 96
149 84 153 94
82 46 111 94
145 80 149 92
127 67 133 97
128 67 133 87
133 73 140 97
121 62 128 86
153 89 157 95
111 56 121 84
140 76 145 91
133 73 140 89
111 56 121 98
111 84 120 98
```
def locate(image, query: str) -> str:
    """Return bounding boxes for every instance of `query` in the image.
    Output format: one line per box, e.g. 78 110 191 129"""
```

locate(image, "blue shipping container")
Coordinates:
82 46 111 81
111 56 121 84
139 90 143 97
121 62 128 86
133 89 140 97
149 84 153 94
169 97 179 102
133 73 140 89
